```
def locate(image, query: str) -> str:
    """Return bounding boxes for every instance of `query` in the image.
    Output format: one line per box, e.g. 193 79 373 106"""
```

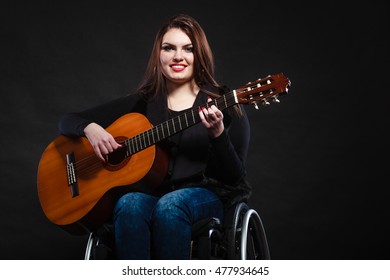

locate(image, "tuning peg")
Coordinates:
272 96 280 103
262 99 270 106
250 101 259 110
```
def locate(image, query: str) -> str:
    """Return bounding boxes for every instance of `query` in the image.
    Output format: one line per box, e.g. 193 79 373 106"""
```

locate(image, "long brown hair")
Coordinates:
136 14 223 100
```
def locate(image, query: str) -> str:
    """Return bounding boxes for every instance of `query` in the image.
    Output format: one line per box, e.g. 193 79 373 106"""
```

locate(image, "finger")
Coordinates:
202 107 209 119
209 104 218 112
199 107 211 128
199 107 205 120
210 105 222 116
98 142 111 156
199 107 207 120
206 107 216 120
208 105 223 121
94 147 105 162
101 135 121 153
204 108 217 123
106 138 120 152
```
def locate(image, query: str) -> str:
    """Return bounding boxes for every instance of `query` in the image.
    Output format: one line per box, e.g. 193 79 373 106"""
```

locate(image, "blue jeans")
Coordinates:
113 187 224 259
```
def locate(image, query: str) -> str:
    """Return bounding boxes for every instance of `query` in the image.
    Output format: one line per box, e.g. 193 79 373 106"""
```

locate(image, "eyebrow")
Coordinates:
161 42 193 47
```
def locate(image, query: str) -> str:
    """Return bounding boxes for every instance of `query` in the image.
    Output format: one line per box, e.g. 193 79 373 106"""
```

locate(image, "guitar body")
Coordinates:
37 113 169 235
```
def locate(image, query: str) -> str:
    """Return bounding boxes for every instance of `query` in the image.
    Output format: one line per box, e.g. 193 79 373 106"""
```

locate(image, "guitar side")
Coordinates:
37 113 168 235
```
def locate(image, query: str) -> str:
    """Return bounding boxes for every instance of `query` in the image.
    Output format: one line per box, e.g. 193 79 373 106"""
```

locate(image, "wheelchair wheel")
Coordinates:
84 232 96 260
226 202 249 259
226 202 270 260
84 223 115 260
240 209 271 260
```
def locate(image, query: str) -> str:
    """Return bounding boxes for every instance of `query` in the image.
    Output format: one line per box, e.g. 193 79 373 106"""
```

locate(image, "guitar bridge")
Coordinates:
66 152 79 197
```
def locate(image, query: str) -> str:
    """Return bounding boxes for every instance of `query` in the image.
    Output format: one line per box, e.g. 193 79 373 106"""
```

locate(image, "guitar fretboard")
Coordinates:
124 90 238 156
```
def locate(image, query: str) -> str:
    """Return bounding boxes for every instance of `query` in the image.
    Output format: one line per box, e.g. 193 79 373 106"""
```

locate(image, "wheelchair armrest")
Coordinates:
191 217 221 239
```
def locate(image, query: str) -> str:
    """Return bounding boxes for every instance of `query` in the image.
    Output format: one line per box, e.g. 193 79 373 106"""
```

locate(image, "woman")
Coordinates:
58 14 251 259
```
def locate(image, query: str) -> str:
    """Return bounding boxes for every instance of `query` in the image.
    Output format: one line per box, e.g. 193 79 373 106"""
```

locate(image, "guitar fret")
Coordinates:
172 118 176 133
125 140 131 156
141 135 144 149
136 136 140 152
166 122 170 136
151 129 155 144
161 124 165 138
184 113 188 127
191 109 195 123
134 138 137 152
156 127 160 141
128 141 132 155
143 133 146 148
137 136 141 151
223 95 227 108
178 115 182 130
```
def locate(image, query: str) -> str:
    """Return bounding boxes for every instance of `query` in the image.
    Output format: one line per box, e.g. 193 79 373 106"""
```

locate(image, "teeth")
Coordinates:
172 65 185 70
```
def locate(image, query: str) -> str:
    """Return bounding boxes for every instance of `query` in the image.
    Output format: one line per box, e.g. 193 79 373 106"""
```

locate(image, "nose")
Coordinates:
173 50 184 61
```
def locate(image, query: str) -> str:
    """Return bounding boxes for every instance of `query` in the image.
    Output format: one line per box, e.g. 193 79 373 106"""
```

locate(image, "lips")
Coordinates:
170 64 186 72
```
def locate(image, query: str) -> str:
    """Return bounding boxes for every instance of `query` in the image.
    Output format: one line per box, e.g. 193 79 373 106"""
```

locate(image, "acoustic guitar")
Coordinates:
37 73 291 235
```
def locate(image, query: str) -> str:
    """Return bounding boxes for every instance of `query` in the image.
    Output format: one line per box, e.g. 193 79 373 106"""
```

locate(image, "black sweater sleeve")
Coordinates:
208 105 251 185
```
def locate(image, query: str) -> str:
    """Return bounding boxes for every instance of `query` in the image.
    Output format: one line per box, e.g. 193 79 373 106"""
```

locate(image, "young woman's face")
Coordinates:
160 28 195 85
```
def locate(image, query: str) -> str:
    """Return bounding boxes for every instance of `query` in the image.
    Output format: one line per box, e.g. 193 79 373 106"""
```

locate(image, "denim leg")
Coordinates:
151 187 224 259
113 192 158 259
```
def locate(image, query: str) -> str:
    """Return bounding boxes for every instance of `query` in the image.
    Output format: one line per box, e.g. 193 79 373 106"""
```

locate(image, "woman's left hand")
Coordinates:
199 98 224 138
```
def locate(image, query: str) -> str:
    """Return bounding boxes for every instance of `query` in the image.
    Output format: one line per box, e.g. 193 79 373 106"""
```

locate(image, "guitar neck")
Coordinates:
124 90 238 156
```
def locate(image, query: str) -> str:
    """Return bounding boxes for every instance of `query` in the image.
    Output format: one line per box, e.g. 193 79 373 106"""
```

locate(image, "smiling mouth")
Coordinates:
171 64 186 71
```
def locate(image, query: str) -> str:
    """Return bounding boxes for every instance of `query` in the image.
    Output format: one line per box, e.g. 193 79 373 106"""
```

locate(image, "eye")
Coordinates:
162 45 174 51
184 46 194 52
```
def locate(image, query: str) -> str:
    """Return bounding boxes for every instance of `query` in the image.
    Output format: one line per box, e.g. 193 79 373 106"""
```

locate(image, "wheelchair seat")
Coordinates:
84 201 270 260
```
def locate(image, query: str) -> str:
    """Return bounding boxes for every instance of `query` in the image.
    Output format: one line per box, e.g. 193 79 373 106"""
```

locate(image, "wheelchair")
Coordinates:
84 201 270 260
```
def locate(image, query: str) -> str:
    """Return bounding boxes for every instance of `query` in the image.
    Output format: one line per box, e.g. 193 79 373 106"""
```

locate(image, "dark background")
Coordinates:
1 1 388 260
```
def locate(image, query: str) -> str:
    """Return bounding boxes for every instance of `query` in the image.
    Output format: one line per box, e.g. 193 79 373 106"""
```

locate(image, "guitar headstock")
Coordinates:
235 73 291 109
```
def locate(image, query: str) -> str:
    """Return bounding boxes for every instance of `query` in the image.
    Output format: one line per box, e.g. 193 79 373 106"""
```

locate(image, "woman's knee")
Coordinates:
151 189 196 224
151 188 223 223
114 192 157 218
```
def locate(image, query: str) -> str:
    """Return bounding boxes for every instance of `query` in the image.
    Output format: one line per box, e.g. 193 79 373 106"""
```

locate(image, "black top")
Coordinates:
58 87 251 206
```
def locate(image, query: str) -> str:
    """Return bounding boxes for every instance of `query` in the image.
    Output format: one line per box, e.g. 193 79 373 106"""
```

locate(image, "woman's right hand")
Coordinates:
84 122 122 161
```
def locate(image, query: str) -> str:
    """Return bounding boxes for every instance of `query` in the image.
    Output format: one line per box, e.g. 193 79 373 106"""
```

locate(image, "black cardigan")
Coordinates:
58 88 252 207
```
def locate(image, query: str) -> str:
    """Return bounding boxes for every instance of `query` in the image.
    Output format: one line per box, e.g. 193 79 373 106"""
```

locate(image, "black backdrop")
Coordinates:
1 1 388 260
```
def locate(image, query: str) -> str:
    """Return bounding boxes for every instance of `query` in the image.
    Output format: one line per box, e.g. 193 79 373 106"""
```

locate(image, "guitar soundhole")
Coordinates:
106 146 127 166
104 136 130 171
